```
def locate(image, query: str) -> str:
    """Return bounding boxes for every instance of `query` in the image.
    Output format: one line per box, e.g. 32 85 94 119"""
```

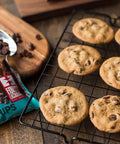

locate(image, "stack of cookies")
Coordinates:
39 17 120 133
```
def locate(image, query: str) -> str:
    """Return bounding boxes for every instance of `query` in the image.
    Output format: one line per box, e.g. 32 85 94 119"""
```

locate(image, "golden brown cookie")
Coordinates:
58 45 101 75
115 29 120 44
100 57 120 89
72 18 114 44
39 86 89 125
89 95 120 133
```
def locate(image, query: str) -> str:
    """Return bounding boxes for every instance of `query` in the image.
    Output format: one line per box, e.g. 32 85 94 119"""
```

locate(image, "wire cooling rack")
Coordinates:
19 10 120 144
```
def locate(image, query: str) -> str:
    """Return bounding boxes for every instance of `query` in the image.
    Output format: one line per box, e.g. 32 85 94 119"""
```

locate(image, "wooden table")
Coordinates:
0 0 120 144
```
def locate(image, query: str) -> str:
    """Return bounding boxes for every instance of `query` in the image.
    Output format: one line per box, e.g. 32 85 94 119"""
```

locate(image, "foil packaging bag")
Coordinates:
0 60 39 124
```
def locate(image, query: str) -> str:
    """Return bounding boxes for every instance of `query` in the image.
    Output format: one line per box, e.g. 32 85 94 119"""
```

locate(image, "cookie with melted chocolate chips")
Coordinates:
39 86 89 125
89 95 120 133
58 45 101 76
72 18 114 44
100 57 120 90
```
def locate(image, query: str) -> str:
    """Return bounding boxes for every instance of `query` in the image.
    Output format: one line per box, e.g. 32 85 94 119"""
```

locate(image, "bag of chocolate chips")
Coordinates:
0 59 39 124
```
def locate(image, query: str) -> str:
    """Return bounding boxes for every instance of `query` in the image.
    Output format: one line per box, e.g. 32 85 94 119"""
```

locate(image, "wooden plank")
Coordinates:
14 0 117 22
0 7 50 78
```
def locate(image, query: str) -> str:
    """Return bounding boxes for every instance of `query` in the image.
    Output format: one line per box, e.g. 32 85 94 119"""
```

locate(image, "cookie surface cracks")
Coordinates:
100 57 120 89
58 45 101 75
40 86 89 125
72 18 114 44
89 95 120 133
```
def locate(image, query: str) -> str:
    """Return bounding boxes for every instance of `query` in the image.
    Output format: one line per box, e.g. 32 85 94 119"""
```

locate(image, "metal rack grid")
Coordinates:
19 10 120 144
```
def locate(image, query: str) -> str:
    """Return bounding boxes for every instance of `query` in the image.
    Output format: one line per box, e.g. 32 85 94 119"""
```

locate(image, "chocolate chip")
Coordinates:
109 114 117 121
95 60 100 65
76 67 83 73
0 40 10 55
74 58 80 65
0 68 3 75
64 92 72 97
44 100 48 103
1 46 10 55
103 96 110 104
50 92 53 96
12 33 22 44
117 113 120 116
22 50 28 57
20 50 34 58
112 97 120 105
73 51 77 53
2 42 8 47
0 95 3 104
0 43 3 49
91 112 94 118
93 58 95 62
85 60 91 66
36 34 41 40
111 126 115 129
105 99 110 104
71 106 77 111
29 43 35 51
115 61 120 64
4 98 9 104
27 52 34 58
16 38 22 43
75 61 80 65
103 96 110 99
12 33 16 40
59 89 67 95
16 33 21 38
18 53 24 58
81 27 84 30
92 22 97 25
45 91 52 96
0 39 3 43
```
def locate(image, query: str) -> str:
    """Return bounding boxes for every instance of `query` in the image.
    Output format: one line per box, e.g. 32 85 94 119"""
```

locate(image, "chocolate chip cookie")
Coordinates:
39 86 89 125
115 29 120 45
89 95 120 133
100 57 120 89
72 18 114 44
58 45 101 75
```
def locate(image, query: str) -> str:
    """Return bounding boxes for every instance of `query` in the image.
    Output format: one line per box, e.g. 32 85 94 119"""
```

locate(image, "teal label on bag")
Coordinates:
0 73 40 124
0 104 16 115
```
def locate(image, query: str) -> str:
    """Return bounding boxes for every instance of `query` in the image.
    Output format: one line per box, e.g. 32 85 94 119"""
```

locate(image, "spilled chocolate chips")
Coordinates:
19 50 34 58
0 40 10 55
29 43 35 51
12 33 22 44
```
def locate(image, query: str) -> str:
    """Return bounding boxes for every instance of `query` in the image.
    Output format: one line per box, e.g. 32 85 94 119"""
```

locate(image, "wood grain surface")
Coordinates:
14 0 116 21
0 6 49 78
